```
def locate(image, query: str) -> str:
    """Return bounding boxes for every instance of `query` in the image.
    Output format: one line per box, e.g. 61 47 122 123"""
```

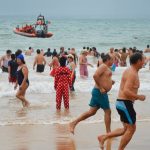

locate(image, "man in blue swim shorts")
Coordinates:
69 54 114 134
98 52 146 150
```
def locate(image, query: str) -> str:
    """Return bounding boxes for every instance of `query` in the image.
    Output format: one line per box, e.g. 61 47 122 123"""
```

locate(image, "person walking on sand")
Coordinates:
98 52 146 150
14 54 30 107
69 54 115 134
33 49 46 73
54 56 72 110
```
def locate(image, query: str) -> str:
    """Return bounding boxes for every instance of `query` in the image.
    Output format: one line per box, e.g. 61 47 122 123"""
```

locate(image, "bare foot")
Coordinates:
69 122 76 134
24 101 30 107
98 135 106 150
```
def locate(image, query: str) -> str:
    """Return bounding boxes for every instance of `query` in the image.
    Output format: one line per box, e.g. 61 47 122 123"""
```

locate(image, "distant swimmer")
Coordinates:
15 54 30 107
69 54 115 134
144 45 150 53
119 47 129 67
8 54 18 84
0 50 12 72
25 47 33 56
98 52 146 150
33 49 46 73
109 48 117 71
44 48 52 57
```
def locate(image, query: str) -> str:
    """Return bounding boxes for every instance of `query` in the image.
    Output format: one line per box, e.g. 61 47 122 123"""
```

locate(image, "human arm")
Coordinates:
0 56 4 68
33 57 37 70
8 61 11 78
43 56 46 66
93 65 107 93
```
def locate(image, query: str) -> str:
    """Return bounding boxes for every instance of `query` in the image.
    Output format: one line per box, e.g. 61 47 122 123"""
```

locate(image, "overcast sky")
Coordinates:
0 0 150 19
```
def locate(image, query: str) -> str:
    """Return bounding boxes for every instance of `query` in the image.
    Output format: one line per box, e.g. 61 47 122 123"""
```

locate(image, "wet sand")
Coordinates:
0 122 149 150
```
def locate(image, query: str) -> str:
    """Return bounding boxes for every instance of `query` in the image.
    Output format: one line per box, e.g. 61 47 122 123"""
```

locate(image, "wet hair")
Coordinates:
83 47 86 49
6 50 12 54
53 52 57 57
59 56 67 67
37 49 41 54
147 45 149 48
132 48 136 53
139 50 143 54
15 49 22 57
68 48 70 50
114 49 118 52
101 54 111 63
29 47 32 50
92 47 96 51
100 53 105 59
130 52 143 65
122 47 126 53
64 51 68 55
11 54 16 60
87 47 89 50
47 48 50 52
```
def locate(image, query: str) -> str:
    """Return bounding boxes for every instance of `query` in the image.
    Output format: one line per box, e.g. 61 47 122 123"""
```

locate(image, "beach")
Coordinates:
0 17 150 150
0 122 149 150
0 89 150 150
0 54 150 149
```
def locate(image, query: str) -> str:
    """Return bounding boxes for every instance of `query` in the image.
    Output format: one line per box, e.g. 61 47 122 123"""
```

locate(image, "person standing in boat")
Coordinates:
0 50 12 72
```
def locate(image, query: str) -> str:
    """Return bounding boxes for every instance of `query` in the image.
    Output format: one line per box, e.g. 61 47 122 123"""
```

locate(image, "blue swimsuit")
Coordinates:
17 67 29 86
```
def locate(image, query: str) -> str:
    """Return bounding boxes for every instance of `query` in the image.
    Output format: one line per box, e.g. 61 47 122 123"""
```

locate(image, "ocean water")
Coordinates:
1 16 150 53
0 16 150 126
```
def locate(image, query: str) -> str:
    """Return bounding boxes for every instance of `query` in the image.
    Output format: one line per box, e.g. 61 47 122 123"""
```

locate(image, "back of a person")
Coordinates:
56 66 70 83
37 54 44 64
9 60 18 77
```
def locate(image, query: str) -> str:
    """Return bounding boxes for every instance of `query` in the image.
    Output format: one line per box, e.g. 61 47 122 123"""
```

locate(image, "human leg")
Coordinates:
69 107 98 134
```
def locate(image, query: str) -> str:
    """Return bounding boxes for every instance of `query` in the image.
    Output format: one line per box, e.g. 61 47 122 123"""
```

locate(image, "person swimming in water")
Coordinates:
14 54 30 107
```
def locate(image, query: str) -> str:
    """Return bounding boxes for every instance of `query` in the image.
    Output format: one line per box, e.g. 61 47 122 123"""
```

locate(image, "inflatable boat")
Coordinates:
13 29 53 38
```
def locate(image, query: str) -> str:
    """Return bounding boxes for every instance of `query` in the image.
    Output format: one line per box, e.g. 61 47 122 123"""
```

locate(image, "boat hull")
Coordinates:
13 29 53 38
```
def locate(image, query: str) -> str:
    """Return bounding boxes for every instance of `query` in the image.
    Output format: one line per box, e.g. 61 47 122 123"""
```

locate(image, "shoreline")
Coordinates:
0 122 149 150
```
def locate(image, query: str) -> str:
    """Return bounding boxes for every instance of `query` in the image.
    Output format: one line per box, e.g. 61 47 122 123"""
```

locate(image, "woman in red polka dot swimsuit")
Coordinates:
54 56 72 110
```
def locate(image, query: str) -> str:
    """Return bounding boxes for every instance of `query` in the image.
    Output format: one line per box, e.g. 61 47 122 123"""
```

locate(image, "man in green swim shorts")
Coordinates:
69 53 114 134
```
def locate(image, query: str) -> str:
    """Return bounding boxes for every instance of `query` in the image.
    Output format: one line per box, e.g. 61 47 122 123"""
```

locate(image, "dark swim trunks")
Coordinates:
2 66 8 72
36 64 45 73
116 99 136 125
89 88 110 110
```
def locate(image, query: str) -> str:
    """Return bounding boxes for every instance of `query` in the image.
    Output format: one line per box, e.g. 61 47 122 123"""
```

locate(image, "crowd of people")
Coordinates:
0 45 150 150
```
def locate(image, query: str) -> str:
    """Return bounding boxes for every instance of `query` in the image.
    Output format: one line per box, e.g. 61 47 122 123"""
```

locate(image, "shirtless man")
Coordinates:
33 49 46 73
98 52 145 150
119 48 129 67
25 47 33 56
69 54 114 134
109 48 117 71
0 50 12 72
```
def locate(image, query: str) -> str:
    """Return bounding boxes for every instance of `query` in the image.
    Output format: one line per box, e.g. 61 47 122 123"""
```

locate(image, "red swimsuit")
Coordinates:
54 67 72 109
